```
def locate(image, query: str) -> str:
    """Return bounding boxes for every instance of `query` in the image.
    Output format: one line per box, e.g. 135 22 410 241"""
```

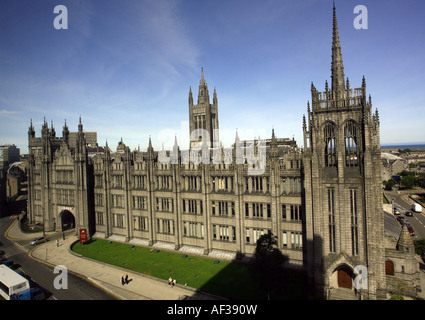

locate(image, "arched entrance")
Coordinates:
335 265 353 289
60 210 75 231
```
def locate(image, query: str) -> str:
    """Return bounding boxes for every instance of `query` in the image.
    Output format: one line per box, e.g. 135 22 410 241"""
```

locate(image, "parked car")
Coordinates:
397 215 405 223
405 211 413 217
30 287 46 300
0 249 5 256
407 225 415 236
0 259 14 267
30 237 47 246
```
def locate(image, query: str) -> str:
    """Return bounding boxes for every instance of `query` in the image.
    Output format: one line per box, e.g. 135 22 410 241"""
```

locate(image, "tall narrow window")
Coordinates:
345 120 358 166
328 188 336 253
324 122 337 167
350 189 359 255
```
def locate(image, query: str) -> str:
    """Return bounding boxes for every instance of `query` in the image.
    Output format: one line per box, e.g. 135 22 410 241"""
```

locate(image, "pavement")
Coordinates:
5 220 223 300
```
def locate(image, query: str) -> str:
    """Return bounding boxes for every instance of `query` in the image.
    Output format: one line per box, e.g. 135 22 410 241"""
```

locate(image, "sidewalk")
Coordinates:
6 221 222 300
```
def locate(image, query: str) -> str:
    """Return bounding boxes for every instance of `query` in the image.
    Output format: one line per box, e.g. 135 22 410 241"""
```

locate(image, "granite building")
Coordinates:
27 5 420 299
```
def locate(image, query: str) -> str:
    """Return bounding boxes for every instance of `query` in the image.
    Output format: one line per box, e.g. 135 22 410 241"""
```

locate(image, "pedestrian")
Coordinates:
56 239 59 247
172 279 176 287
125 274 129 284
121 276 125 286
168 277 172 286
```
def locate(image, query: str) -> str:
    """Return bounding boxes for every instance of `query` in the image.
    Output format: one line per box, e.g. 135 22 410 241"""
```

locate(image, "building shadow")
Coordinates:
183 240 321 300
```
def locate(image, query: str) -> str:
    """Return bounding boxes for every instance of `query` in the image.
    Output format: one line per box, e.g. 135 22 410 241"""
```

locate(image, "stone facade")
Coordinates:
26 5 420 299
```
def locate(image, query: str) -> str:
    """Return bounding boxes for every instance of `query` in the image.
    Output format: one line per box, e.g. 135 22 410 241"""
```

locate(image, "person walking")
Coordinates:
56 239 59 247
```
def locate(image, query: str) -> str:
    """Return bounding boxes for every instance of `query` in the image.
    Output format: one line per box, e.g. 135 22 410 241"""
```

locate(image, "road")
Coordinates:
0 200 116 300
385 189 425 240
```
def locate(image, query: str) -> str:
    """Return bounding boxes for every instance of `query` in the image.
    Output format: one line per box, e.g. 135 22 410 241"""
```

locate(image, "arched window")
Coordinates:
344 120 358 166
324 122 337 167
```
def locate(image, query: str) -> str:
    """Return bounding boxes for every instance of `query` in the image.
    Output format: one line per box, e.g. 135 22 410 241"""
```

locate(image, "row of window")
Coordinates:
56 170 73 184
95 193 303 222
93 173 302 195
98 213 302 249
92 157 301 172
56 189 74 206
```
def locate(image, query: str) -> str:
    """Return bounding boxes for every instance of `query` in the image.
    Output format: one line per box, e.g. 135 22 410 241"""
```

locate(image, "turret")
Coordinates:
62 119 69 144
213 87 218 106
28 119 35 139
41 117 49 138
189 86 193 107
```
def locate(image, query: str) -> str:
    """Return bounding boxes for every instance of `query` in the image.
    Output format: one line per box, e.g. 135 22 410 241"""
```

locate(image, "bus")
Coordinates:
0 265 30 300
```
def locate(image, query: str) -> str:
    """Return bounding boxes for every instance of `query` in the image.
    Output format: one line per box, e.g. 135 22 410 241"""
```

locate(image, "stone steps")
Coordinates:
328 288 359 300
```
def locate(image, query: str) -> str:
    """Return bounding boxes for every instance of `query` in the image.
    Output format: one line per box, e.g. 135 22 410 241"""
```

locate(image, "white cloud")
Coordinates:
0 109 17 117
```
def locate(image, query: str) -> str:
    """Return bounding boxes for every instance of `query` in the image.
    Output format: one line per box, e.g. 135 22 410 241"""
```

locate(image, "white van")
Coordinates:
412 203 423 213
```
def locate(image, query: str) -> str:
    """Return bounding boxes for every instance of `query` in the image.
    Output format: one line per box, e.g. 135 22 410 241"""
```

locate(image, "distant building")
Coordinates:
381 152 405 181
0 144 20 164
0 145 21 211
6 162 27 202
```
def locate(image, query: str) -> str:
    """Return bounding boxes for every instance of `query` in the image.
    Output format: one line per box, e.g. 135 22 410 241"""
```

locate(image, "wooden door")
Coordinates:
385 261 394 275
338 269 352 289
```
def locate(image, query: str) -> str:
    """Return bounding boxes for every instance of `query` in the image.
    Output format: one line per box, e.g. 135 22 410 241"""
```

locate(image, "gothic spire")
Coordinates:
62 119 69 144
28 119 35 138
331 3 345 94
201 67 204 84
197 67 209 104
148 135 154 153
78 115 83 132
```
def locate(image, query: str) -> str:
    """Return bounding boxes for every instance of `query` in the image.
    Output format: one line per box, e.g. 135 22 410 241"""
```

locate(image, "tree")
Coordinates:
417 175 425 189
252 233 288 299
254 232 283 261
398 148 412 154
415 239 425 257
401 174 415 189
384 179 396 190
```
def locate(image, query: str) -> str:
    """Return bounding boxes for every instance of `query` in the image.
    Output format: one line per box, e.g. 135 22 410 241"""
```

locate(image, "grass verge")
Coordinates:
72 239 261 299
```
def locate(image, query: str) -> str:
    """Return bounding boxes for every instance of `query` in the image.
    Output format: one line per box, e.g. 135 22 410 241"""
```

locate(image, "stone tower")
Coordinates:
303 4 386 299
27 117 94 236
189 68 219 148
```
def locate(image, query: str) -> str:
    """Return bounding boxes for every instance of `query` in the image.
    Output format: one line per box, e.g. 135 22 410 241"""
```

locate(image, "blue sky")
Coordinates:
1 0 424 153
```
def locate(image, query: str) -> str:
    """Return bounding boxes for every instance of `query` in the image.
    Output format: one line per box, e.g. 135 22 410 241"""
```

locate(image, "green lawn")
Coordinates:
72 239 261 299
